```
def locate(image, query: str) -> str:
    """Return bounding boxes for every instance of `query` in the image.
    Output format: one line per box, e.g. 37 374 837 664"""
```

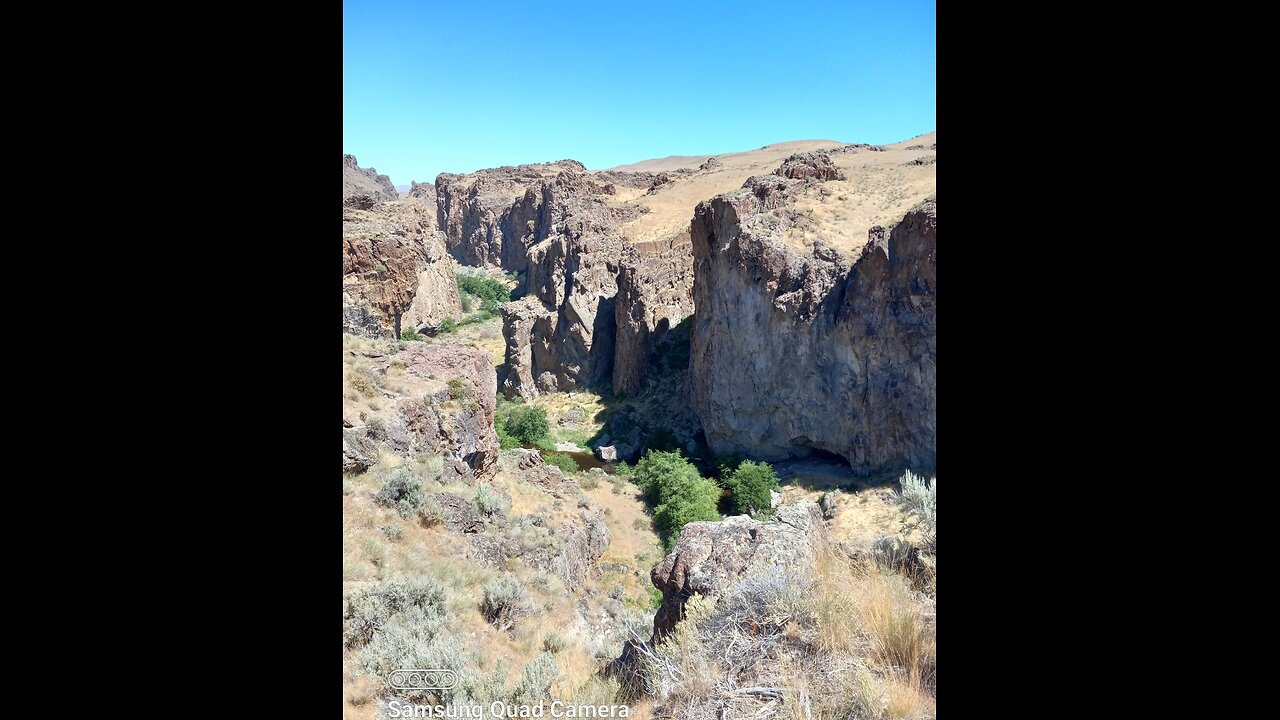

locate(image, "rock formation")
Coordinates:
435 160 694 399
689 170 936 474
343 154 399 205
342 199 462 339
348 344 500 481
648 502 826 639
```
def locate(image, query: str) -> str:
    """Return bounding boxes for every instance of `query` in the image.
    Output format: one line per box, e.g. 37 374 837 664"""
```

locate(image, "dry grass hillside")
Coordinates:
600 134 935 254
343 334 666 720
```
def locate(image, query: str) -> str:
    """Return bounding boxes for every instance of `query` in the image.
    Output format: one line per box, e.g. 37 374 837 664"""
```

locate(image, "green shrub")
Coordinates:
498 405 551 447
895 471 936 558
447 377 469 399
456 273 511 313
722 460 780 518
374 262 387 273
481 575 524 626
343 576 447 648
542 632 567 653
374 468 424 518
439 317 458 334
577 473 601 489
512 652 562 704
542 451 580 474
419 496 446 527
633 450 721 549
475 484 510 517
400 327 422 341
647 586 664 609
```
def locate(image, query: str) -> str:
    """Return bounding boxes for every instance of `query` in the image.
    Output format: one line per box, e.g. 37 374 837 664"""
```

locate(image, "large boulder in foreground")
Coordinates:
649 502 826 640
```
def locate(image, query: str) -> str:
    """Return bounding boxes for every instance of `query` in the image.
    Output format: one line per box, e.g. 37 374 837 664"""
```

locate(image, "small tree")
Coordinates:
502 405 551 446
723 460 780 518
633 450 721 549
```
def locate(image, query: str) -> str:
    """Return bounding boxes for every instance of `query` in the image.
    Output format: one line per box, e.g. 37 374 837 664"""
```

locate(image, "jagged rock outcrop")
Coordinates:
342 428 378 474
689 171 936 474
435 160 695 399
499 448 581 499
772 150 845 181
429 492 485 533
359 344 499 481
613 235 695 396
343 154 399 205
435 160 588 269
342 199 462 338
649 502 826 639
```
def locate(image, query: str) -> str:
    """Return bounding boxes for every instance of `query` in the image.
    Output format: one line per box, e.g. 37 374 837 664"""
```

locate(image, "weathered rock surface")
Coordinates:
429 492 484 533
342 199 462 338
689 169 936 474
435 160 691 399
365 344 500 481
613 235 695 396
343 154 399 204
499 448 580 499
649 502 826 639
772 150 845 181
342 428 378 474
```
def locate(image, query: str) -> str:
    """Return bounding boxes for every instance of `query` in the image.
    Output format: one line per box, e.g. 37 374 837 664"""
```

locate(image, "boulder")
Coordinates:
649 502 826 640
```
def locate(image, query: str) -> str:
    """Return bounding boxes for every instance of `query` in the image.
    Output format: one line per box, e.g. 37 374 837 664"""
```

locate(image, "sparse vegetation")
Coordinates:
439 317 458 333
374 467 424 518
418 495 446 527
474 484 510 517
447 377 469 400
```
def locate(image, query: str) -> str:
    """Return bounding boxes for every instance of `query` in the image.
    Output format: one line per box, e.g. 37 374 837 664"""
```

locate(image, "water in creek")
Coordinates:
524 445 616 473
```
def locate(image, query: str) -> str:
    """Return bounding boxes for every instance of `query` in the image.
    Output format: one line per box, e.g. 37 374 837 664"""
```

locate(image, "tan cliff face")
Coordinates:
342 198 462 339
689 158 936 474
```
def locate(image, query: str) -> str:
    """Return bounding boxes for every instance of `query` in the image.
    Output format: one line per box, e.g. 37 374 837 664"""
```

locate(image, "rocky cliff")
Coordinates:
436 161 683 399
342 199 462 339
345 344 500 481
342 154 399 205
690 172 936 474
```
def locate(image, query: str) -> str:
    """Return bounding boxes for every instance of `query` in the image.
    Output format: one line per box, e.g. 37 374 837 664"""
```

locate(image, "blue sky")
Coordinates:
343 0 935 186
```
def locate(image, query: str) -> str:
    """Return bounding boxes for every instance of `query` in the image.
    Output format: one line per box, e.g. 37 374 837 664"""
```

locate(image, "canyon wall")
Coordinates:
435 161 690 399
689 174 936 474
342 195 462 339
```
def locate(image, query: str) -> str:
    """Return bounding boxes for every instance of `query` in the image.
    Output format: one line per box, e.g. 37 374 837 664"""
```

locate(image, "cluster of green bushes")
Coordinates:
628 450 781 549
457 273 511 312
494 398 581 473
632 450 722 550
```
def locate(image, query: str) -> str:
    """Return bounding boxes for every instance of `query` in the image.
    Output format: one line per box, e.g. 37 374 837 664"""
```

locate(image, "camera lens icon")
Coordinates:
389 669 457 690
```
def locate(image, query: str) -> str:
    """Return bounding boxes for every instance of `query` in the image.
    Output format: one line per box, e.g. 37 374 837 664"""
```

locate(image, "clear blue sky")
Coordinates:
343 0 935 186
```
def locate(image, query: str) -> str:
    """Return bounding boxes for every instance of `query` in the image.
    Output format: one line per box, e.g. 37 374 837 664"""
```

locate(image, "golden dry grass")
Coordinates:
599 134 936 259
